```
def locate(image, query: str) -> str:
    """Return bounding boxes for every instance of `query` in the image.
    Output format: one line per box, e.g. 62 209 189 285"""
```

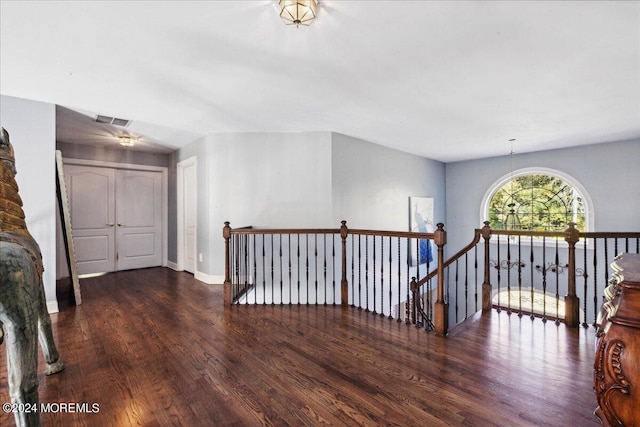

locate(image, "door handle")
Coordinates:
106 223 115 227
118 223 125 227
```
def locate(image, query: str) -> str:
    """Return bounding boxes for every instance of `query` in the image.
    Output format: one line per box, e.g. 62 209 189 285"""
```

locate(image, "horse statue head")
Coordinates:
1 127 18 175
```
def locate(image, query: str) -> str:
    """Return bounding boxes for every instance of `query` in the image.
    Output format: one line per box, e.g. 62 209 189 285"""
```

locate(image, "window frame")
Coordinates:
480 167 594 245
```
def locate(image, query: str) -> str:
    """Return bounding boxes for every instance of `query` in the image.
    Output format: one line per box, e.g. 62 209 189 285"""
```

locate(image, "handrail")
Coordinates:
224 220 450 335
419 229 482 286
415 221 640 329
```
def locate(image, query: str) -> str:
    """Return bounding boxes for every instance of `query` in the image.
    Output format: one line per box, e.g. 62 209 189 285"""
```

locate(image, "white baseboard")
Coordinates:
46 300 60 314
167 261 180 271
194 271 224 285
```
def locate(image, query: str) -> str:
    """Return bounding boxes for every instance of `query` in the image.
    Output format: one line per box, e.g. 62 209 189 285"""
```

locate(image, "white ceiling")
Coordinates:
1 1 639 162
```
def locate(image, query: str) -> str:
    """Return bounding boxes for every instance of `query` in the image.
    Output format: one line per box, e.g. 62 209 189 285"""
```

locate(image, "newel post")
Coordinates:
434 223 448 336
223 221 232 306
481 221 493 311
340 220 349 307
564 222 580 327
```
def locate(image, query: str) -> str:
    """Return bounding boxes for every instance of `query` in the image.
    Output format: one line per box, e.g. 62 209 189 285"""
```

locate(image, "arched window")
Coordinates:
481 168 593 232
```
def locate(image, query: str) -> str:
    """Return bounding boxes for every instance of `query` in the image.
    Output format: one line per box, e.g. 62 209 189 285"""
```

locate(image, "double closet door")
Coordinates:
65 164 163 275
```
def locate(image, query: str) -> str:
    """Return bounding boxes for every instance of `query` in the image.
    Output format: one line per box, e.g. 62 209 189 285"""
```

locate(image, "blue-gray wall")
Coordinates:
331 133 446 229
174 131 447 282
445 139 640 256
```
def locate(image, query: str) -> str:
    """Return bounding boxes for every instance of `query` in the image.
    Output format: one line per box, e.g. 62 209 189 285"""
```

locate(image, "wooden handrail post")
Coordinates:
340 220 349 307
481 221 492 311
223 221 232 306
564 222 580 327
434 223 448 336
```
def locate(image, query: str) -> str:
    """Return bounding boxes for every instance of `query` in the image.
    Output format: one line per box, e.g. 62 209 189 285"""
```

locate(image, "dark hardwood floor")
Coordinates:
1 268 599 426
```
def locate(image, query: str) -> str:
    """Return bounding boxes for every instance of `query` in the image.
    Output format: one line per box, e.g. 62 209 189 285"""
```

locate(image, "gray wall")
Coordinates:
174 131 446 282
445 139 640 255
331 133 446 230
1 94 58 311
176 132 334 282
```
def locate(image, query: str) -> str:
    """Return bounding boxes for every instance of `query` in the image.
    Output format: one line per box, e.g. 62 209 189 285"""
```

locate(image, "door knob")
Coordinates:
118 223 125 227
106 223 115 227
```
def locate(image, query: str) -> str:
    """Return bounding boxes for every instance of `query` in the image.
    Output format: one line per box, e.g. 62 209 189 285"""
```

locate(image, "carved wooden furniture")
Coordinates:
594 253 640 427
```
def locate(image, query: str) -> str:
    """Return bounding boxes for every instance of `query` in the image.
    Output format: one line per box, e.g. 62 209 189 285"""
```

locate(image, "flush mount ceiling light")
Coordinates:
279 0 317 27
118 135 136 147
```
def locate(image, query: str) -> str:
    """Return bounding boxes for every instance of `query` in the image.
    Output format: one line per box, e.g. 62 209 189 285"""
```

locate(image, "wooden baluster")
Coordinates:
564 222 580 327
481 222 492 311
434 223 448 336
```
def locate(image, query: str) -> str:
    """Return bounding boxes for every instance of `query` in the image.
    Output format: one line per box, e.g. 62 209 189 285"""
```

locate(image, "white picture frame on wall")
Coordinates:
409 196 434 266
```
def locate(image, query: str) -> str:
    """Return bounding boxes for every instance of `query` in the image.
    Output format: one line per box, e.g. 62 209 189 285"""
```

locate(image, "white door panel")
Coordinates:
65 165 116 275
116 170 162 271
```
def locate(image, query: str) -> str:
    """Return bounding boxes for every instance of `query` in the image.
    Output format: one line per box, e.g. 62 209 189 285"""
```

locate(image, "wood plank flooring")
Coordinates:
0 268 599 426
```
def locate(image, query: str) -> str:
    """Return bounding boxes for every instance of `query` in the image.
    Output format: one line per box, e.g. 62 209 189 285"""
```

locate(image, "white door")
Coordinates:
64 165 116 275
115 169 162 271
64 165 163 274
182 161 197 273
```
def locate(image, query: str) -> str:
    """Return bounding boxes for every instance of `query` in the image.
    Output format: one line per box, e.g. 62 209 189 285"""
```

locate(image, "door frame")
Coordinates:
176 156 197 272
61 157 169 270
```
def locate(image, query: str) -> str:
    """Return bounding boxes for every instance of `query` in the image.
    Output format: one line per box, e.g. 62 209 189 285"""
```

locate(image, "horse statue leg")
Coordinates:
0 243 42 427
36 278 64 376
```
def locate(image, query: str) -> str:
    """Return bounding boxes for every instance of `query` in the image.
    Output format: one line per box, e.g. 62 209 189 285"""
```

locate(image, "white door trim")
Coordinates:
62 157 168 269
177 156 197 273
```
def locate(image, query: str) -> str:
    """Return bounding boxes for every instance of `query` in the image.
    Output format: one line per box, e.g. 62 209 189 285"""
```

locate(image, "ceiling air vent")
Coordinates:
95 115 131 127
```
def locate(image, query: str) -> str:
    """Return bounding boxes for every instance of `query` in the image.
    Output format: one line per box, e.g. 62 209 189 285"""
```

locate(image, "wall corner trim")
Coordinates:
46 300 60 314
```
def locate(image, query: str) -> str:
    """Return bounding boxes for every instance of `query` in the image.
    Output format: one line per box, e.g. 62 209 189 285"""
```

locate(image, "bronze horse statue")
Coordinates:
1 128 64 426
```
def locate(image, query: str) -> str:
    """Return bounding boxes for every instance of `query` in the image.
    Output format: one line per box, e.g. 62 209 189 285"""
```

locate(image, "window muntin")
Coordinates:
483 168 591 233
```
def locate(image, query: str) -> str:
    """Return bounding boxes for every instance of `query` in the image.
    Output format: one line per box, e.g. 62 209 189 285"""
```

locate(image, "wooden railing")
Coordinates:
224 220 639 335
223 221 450 335
412 222 640 330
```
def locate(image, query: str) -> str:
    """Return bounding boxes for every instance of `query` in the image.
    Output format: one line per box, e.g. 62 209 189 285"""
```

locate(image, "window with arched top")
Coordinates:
481 168 593 233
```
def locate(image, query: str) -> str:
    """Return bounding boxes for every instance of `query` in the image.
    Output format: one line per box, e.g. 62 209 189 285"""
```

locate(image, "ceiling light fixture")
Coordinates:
279 0 317 27
503 139 521 230
118 135 136 147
